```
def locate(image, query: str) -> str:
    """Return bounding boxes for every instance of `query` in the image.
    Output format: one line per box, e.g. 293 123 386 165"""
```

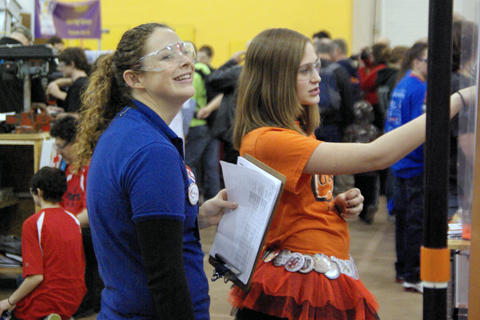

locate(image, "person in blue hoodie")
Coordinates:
385 41 428 294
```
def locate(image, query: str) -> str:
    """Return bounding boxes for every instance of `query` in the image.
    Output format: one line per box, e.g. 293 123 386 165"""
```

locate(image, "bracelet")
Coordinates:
7 296 14 306
456 91 467 109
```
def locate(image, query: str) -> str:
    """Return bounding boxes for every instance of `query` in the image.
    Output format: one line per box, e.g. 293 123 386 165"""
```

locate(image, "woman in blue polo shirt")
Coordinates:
74 23 237 320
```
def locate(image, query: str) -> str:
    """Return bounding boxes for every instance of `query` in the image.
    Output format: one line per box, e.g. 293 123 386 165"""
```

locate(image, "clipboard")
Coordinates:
209 154 286 292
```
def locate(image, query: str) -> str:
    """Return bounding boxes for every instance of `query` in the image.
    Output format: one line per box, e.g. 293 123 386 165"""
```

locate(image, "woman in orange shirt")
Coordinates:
229 28 471 320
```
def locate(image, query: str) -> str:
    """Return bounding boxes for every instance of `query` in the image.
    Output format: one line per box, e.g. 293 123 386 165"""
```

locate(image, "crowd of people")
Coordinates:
0 18 476 320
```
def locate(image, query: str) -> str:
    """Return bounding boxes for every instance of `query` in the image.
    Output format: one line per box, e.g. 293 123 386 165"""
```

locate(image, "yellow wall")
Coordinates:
62 0 353 67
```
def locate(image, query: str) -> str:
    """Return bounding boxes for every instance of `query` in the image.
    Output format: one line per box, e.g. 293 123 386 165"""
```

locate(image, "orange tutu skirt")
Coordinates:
229 260 379 320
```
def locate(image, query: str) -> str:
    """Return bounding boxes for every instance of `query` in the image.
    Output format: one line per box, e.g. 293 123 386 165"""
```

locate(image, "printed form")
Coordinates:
209 157 284 286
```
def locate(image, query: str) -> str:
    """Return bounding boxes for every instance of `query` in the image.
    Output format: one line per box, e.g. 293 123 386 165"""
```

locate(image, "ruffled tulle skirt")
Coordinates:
229 260 379 320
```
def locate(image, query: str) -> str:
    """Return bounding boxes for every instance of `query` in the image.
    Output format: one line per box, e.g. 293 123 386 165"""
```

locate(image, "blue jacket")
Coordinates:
385 71 427 178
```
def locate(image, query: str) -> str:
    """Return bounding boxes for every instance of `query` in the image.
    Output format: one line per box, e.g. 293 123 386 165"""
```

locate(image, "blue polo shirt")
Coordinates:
87 99 209 320
385 71 427 178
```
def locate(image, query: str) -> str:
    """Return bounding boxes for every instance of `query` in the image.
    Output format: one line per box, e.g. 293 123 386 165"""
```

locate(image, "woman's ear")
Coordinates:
124 70 145 89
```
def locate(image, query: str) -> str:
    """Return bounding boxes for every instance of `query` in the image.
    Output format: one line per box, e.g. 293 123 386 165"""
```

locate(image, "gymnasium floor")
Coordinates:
0 196 422 320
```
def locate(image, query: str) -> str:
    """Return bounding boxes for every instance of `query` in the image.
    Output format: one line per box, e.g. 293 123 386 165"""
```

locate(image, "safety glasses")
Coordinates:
298 59 321 81
131 41 196 72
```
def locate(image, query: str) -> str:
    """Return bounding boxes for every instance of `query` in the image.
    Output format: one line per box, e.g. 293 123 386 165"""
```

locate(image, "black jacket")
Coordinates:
205 59 242 144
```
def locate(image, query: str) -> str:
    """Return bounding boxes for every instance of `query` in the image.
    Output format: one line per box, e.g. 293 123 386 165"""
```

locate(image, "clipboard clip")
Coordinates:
211 253 241 284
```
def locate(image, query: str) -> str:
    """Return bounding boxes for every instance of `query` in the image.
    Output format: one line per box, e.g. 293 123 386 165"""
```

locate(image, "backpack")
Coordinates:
318 62 341 115
377 84 391 115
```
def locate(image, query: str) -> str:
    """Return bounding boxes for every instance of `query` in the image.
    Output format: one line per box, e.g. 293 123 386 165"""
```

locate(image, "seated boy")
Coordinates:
0 167 87 320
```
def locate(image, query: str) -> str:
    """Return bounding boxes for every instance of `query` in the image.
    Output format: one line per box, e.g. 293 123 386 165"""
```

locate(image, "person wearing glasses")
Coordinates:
228 29 470 320
50 116 104 318
49 116 89 225
384 42 429 294
74 23 237 320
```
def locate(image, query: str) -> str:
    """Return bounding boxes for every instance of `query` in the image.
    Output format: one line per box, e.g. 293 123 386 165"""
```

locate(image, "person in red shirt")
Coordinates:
0 167 86 320
49 116 102 317
358 43 389 131
49 116 88 223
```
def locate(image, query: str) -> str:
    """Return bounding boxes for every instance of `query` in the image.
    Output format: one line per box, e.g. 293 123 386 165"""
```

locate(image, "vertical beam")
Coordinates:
423 0 452 319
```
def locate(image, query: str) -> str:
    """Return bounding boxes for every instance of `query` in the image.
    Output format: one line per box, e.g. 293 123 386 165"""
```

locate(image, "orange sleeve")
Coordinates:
241 128 321 193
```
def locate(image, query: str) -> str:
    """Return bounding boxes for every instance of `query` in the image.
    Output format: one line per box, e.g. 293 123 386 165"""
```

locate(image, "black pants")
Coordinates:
354 173 380 220
394 173 424 283
75 227 104 314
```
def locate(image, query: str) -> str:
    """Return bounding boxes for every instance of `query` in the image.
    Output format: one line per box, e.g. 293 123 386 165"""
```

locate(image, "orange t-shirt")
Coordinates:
240 127 351 260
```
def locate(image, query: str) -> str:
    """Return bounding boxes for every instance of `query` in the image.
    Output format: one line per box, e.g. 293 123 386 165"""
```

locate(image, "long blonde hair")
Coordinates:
233 28 320 150
75 23 171 168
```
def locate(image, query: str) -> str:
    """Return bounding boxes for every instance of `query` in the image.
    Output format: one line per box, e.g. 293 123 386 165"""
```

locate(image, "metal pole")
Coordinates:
423 0 453 319
21 63 31 112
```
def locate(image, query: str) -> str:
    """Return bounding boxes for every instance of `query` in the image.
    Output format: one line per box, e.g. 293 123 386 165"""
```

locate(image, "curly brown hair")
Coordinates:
75 23 171 169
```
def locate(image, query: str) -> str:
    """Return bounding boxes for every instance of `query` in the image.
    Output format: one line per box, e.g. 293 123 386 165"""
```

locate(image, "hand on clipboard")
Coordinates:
209 154 286 292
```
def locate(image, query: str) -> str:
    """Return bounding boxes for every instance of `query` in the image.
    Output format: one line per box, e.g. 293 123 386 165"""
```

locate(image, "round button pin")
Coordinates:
285 252 305 272
273 249 291 267
264 249 280 263
188 183 199 205
299 254 315 274
324 260 341 280
313 253 331 274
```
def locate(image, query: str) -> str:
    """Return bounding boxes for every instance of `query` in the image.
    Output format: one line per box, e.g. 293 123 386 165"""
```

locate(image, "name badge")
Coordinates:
188 183 199 206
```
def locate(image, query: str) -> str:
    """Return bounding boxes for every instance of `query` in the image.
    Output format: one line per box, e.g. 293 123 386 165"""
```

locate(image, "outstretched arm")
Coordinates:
305 87 475 176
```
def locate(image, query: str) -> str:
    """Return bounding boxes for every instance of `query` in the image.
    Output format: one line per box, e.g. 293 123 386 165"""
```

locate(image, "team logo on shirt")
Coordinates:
311 174 334 208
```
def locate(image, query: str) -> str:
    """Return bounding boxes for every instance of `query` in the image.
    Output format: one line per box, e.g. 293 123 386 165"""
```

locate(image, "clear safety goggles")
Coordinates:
131 41 196 72
297 59 321 81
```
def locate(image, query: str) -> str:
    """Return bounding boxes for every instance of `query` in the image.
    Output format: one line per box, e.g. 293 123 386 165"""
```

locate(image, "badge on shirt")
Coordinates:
185 165 199 206
188 183 199 206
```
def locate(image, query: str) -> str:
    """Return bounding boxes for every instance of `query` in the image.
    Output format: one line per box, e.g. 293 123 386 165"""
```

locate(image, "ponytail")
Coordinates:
396 42 428 85
74 23 171 170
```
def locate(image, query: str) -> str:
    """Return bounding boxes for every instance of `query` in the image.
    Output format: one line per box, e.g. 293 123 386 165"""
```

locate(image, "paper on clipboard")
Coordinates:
209 154 285 291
